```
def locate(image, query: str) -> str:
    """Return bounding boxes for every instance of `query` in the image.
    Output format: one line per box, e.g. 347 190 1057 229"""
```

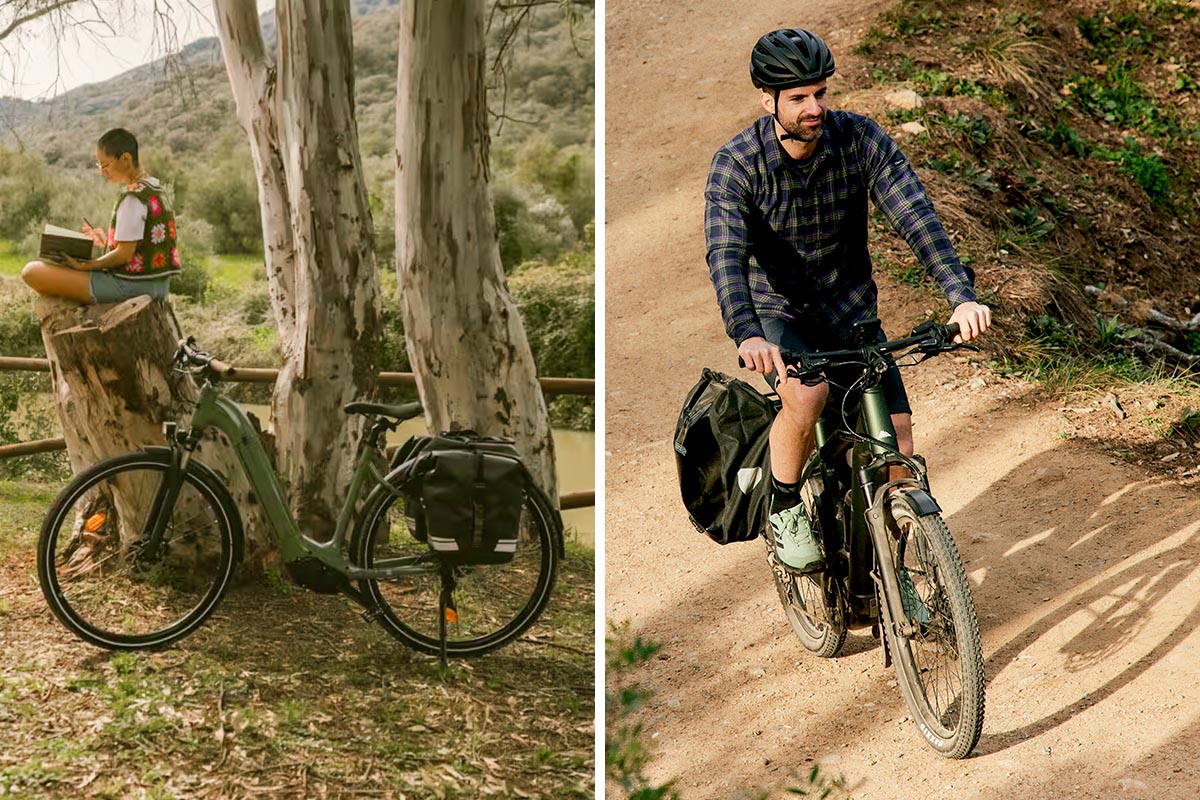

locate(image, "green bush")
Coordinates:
0 281 44 357
0 373 69 482
186 151 263 255
1094 137 1172 204
1116 139 1171 204
1043 122 1090 158
0 151 53 241
509 258 594 380
510 256 594 430
493 178 579 272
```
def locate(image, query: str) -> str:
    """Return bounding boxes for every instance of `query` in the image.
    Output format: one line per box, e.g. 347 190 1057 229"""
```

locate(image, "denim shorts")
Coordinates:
89 271 170 303
761 315 913 417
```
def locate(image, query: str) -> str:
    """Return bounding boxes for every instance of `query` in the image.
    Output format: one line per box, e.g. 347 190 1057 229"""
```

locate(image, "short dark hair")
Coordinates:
97 128 138 166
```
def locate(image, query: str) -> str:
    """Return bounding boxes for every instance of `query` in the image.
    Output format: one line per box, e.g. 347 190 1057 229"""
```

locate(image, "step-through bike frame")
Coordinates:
155 376 433 586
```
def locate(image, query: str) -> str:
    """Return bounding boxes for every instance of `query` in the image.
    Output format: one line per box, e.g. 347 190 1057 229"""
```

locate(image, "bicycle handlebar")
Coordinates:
737 322 967 377
174 337 232 376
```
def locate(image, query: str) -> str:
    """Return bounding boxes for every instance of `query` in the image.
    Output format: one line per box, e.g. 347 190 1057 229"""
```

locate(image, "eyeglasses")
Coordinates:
95 160 113 171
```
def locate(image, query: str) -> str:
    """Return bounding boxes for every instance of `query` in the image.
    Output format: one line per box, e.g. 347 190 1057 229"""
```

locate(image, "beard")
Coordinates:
778 111 825 142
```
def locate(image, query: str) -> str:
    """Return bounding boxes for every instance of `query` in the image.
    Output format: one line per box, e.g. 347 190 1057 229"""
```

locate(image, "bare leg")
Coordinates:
21 261 93 304
769 381 829 483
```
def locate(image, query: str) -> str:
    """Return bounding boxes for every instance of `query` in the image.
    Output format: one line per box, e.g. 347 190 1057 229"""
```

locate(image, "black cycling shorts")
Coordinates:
760 316 913 418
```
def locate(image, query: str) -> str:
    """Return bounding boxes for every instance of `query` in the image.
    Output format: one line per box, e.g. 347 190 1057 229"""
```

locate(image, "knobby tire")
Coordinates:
882 501 985 759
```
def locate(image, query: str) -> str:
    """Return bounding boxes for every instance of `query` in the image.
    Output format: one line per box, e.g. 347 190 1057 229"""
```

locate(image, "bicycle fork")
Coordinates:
859 458 941 647
137 436 194 560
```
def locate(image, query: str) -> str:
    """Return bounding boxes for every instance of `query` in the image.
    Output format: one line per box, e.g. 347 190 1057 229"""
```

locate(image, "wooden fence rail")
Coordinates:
0 357 595 396
0 358 595 510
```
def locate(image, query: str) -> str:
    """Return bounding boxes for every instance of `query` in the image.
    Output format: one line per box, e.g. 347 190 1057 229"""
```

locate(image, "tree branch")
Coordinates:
0 0 80 42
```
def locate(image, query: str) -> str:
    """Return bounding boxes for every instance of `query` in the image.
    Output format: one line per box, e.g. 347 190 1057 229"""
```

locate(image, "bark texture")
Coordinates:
394 0 558 498
214 0 382 536
35 296 271 564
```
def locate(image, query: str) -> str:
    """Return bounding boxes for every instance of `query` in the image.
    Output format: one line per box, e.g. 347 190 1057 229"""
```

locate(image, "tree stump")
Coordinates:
35 296 272 567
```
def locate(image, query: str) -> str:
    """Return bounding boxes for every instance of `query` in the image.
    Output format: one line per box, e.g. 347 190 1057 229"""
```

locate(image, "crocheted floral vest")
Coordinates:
106 178 181 278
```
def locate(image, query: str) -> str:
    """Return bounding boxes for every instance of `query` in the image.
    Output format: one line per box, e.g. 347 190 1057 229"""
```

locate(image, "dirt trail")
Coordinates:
604 2 1200 798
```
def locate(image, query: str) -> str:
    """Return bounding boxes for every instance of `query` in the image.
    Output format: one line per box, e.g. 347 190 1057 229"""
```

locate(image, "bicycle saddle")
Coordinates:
343 401 424 422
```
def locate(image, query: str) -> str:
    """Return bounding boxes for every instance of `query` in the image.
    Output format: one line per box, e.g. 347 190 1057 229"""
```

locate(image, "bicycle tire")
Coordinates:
351 481 561 657
37 450 243 650
768 476 847 658
882 500 985 758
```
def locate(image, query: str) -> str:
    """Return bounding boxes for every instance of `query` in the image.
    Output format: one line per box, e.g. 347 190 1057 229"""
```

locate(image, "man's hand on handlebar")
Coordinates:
737 336 789 385
948 301 991 344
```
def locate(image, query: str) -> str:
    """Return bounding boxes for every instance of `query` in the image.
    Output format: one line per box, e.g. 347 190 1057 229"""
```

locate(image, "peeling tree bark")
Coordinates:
394 0 558 499
214 0 382 536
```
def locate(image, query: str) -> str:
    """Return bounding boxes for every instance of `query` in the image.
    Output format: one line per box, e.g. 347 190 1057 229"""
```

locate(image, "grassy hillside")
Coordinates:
854 0 1198 340
851 0 1200 460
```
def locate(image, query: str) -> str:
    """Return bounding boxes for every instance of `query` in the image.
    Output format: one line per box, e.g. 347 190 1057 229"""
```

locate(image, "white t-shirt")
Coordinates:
113 176 165 242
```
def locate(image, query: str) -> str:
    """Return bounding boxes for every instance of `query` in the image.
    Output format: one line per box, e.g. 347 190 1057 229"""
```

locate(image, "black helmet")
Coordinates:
750 29 835 90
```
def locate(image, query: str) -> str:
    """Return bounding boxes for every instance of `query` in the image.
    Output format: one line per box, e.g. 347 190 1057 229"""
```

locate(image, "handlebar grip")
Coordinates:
945 323 960 336
208 359 232 375
738 356 745 368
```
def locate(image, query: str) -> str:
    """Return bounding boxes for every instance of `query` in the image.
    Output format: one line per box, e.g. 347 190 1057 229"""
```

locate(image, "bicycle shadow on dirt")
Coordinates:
975 711 1200 799
934 443 1200 757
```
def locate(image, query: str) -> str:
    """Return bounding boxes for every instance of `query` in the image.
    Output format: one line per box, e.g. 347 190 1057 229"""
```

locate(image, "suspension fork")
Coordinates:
855 386 927 638
860 456 933 639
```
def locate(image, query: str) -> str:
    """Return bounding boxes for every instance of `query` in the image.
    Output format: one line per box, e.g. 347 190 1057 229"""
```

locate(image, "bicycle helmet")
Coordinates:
750 28 835 90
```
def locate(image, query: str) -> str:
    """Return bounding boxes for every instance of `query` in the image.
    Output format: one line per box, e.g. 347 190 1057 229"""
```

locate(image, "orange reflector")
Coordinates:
84 513 107 532
444 607 459 623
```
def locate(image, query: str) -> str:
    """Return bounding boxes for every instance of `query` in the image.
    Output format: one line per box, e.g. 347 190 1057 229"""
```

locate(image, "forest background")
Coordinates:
0 0 596 475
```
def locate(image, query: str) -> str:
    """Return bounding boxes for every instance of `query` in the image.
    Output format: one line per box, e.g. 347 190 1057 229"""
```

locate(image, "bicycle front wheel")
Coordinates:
37 451 242 650
352 486 561 657
769 476 846 658
883 500 985 758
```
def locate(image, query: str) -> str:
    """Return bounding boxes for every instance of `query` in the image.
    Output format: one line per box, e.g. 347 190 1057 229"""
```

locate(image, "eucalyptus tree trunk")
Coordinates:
394 0 558 499
213 0 382 538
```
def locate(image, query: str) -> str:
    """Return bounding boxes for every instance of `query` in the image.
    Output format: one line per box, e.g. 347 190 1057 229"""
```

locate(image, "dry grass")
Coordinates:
0 485 595 799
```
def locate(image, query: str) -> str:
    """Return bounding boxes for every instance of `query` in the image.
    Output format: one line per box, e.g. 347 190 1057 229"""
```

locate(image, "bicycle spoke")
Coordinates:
40 455 238 649
355 490 558 657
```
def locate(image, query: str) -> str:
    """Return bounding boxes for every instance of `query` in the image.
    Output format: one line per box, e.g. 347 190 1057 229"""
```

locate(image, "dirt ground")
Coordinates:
604 1 1200 798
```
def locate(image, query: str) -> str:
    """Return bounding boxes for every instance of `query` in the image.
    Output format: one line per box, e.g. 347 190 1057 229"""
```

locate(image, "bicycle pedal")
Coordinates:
360 606 384 623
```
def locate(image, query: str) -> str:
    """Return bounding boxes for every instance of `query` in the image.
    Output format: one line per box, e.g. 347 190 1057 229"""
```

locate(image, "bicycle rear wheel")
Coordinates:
768 476 847 658
37 451 242 650
352 485 561 657
883 500 985 758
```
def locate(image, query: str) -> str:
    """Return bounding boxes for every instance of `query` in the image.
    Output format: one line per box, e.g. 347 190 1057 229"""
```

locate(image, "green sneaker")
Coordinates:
769 502 825 573
897 567 930 623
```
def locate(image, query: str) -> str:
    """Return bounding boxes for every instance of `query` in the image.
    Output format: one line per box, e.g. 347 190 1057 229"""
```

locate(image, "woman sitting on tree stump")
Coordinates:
21 128 181 305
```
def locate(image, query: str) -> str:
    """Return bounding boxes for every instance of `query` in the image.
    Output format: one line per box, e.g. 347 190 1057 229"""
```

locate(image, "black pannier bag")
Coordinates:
674 368 776 545
392 432 527 564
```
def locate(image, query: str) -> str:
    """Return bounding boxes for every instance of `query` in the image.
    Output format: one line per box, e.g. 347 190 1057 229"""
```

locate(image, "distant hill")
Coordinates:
2 1 591 163
0 2 594 266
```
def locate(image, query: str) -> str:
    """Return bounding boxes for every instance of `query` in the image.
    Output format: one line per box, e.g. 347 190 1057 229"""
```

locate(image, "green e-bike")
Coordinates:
37 339 562 660
761 320 985 759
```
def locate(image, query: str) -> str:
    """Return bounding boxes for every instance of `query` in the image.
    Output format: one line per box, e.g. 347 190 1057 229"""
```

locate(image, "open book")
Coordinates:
39 224 95 265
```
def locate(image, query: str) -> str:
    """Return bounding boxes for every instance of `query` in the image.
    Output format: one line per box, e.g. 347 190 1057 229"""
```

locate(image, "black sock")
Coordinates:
770 475 800 512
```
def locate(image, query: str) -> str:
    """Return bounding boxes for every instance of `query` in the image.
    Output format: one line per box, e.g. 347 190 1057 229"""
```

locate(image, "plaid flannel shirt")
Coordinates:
704 111 976 343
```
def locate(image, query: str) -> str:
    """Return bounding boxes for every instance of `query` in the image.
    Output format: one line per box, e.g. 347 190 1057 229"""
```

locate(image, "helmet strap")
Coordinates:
771 89 798 142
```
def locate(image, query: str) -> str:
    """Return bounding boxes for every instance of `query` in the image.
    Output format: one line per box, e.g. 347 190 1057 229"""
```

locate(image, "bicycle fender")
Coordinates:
139 445 222 483
890 487 941 517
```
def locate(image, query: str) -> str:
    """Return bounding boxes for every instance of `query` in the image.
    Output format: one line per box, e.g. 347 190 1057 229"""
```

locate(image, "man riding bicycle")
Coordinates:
704 28 991 574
